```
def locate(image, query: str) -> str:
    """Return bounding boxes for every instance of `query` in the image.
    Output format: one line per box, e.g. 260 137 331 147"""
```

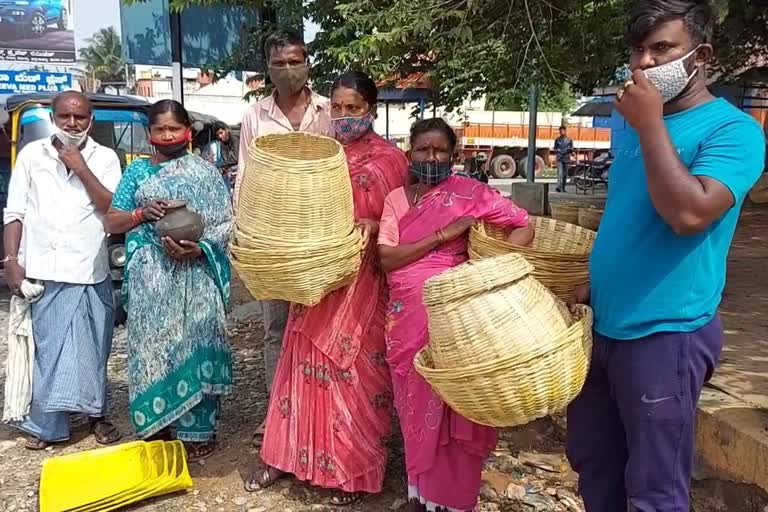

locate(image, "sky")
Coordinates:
74 0 123 52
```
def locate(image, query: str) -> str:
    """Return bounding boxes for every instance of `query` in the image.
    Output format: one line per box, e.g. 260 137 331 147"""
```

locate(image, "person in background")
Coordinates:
104 100 234 462
236 30 334 450
567 1 766 511
3 91 122 449
243 71 408 506
378 118 534 512
205 122 238 191
553 125 573 193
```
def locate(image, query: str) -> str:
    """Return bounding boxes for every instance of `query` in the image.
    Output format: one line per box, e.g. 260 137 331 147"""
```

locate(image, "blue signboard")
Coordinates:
0 71 71 94
120 0 265 68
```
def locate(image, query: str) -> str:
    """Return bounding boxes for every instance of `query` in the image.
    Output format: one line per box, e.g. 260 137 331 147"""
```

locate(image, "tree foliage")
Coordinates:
132 0 768 111
79 27 127 84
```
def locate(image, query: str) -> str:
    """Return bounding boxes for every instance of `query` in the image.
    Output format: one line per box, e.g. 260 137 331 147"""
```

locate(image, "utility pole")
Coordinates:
526 84 539 183
170 8 184 105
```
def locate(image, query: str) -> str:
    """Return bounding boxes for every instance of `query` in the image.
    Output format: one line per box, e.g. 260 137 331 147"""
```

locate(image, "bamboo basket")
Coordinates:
423 253 571 369
236 133 356 240
414 304 593 427
748 173 768 204
468 217 596 300
549 202 580 225
577 207 603 231
231 133 364 305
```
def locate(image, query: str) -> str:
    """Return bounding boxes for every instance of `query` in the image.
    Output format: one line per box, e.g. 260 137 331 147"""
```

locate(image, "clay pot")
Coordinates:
155 200 204 242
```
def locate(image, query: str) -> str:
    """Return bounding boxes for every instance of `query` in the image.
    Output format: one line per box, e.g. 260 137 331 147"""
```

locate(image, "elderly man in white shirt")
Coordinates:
3 91 122 450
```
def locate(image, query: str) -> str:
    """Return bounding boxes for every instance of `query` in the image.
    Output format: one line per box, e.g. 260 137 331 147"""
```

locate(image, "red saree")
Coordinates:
260 132 409 492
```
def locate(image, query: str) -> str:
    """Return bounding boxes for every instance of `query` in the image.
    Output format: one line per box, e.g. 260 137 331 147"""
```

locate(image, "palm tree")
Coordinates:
79 27 127 90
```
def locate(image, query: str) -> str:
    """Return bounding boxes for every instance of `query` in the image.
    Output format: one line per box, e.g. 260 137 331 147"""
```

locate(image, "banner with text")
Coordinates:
0 70 72 94
0 0 75 64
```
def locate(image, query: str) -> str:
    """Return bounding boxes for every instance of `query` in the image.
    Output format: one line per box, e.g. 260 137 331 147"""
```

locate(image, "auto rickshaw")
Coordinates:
0 92 154 325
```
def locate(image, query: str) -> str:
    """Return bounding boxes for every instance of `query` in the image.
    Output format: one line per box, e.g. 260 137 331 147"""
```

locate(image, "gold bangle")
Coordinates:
436 229 445 244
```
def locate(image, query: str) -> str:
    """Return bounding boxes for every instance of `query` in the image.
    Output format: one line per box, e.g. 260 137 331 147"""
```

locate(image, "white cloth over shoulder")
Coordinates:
2 280 45 423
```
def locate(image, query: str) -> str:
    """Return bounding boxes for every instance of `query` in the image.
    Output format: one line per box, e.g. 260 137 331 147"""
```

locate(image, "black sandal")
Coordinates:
90 418 121 445
242 456 284 492
329 491 363 506
183 440 216 462
25 436 50 450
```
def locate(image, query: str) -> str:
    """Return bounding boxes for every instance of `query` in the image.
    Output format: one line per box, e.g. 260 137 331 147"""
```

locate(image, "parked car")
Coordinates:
0 0 68 37
1 93 153 326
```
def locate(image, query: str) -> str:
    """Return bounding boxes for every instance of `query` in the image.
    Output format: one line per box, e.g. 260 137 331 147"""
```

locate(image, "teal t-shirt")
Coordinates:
590 98 766 340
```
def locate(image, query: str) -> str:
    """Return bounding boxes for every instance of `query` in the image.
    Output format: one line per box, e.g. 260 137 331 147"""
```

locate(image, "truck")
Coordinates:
454 111 612 179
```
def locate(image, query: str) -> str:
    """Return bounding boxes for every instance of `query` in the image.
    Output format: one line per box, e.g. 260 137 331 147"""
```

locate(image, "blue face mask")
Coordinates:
410 160 452 185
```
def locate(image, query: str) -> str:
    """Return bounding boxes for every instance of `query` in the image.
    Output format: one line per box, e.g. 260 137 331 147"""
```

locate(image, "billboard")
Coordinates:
120 0 265 68
0 70 71 93
0 0 75 64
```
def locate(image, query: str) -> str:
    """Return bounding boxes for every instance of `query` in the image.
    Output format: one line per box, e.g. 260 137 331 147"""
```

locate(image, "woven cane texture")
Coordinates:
231 133 363 305
414 304 593 427
423 253 571 369
468 217 596 300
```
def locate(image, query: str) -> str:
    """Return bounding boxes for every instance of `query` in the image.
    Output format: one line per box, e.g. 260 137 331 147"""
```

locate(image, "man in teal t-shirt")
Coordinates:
566 1 766 511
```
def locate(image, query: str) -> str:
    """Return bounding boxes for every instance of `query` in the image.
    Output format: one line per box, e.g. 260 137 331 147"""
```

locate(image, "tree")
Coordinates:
134 0 768 112
78 27 128 88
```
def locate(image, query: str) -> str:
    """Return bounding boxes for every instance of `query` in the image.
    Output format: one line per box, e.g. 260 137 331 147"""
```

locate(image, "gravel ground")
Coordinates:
0 276 584 512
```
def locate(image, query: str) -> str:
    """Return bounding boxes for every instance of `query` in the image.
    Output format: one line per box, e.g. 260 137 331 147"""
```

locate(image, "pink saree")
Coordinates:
384 175 529 510
260 132 408 492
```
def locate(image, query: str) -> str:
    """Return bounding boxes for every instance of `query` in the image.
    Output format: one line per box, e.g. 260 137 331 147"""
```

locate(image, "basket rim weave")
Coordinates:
249 133 344 169
423 253 534 307
416 304 593 377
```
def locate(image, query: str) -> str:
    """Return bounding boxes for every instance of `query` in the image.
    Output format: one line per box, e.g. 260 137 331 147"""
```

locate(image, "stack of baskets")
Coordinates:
414 253 593 427
577 206 604 231
39 440 193 512
231 133 365 306
469 216 596 300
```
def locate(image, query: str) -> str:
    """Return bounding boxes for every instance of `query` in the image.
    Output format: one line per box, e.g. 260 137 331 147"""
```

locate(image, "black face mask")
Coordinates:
154 140 188 158
410 160 453 185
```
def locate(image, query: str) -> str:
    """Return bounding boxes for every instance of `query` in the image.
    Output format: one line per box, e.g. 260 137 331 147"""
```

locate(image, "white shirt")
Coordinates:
3 137 122 284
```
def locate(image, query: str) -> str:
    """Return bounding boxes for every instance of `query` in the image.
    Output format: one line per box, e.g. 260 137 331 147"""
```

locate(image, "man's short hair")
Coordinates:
625 0 714 47
263 30 307 63
52 91 92 115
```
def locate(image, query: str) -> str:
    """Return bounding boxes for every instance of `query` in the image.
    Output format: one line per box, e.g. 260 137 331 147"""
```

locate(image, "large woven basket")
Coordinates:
414 304 593 427
423 253 571 369
549 202 580 225
748 173 768 204
237 132 356 240
468 217 596 300
231 133 363 305
577 207 603 231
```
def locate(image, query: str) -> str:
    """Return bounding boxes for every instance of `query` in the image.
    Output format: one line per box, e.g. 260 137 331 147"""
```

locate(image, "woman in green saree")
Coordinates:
104 100 234 461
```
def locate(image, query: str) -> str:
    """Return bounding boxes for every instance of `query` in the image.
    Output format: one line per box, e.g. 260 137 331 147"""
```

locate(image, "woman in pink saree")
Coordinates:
378 119 534 512
244 72 409 506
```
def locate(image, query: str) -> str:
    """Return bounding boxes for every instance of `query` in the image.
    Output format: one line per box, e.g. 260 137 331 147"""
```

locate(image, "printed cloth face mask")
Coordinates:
643 46 701 103
332 112 375 144
410 160 453 185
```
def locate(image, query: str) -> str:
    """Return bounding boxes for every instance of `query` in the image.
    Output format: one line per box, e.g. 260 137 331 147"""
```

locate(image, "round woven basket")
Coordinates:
577 207 603 231
468 217 596 300
414 304 593 427
237 133 356 241
549 202 580 225
748 173 768 204
423 253 571 369
231 132 364 306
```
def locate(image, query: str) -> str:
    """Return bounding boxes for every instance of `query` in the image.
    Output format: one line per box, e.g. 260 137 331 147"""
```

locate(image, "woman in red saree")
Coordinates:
378 119 534 512
244 71 409 506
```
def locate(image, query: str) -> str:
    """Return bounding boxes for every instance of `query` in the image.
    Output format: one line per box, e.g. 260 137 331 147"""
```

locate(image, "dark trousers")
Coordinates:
566 317 723 512
556 160 568 190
